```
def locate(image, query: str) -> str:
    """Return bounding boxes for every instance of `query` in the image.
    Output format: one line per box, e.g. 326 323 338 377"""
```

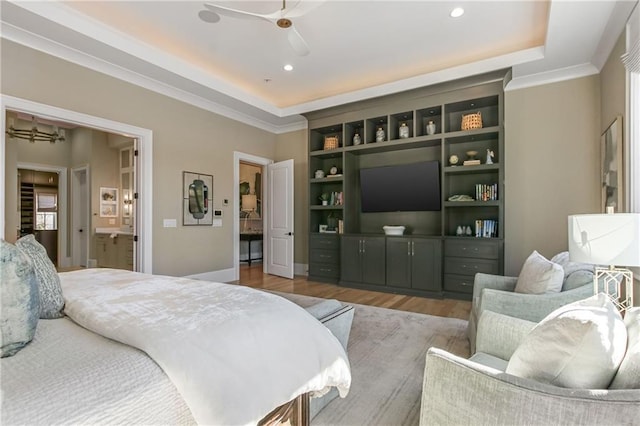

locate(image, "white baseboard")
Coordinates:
88 258 98 268
295 263 308 276
185 268 236 283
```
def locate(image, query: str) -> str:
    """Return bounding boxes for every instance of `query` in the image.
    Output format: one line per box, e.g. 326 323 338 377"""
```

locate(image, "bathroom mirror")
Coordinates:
183 171 214 225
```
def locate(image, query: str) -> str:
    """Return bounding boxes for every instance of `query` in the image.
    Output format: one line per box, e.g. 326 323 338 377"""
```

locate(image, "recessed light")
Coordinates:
450 7 464 18
283 64 293 71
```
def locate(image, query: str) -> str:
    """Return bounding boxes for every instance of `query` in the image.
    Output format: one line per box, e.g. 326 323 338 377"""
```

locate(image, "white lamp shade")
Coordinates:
241 194 257 211
568 213 640 267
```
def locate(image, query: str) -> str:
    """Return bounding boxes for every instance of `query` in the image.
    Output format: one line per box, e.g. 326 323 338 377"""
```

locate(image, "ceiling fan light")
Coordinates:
450 7 464 18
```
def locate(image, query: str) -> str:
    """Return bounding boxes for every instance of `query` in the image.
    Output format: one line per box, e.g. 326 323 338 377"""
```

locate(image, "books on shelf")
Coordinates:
328 191 343 206
463 159 481 166
475 183 498 201
475 220 498 238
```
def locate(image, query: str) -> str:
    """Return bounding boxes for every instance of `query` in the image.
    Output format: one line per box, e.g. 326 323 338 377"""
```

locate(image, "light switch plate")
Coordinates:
163 219 177 228
212 219 222 227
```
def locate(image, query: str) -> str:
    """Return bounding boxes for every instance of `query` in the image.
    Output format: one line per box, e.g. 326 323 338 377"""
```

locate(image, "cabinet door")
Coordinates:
341 236 362 283
412 238 442 292
361 237 386 286
386 238 411 288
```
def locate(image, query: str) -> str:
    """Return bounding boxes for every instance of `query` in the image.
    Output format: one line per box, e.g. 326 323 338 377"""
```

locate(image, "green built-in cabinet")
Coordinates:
305 70 508 299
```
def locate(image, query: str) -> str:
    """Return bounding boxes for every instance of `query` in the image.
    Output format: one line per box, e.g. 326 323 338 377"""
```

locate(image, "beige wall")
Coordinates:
275 129 308 265
504 76 601 275
600 33 626 136
2 39 277 276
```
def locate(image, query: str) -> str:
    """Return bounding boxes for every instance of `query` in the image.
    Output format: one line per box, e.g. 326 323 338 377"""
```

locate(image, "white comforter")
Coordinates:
59 269 351 425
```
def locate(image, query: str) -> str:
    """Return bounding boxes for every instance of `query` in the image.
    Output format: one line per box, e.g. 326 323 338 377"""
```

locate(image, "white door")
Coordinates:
266 159 294 279
71 167 89 267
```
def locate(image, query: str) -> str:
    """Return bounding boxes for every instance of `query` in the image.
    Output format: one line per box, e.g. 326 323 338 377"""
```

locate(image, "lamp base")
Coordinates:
594 266 634 313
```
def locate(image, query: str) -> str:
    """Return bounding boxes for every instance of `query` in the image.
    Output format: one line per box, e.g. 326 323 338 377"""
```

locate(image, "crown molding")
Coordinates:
505 63 600 92
1 21 307 134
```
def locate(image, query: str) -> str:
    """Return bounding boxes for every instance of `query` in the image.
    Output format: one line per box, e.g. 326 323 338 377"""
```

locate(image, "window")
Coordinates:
35 191 57 230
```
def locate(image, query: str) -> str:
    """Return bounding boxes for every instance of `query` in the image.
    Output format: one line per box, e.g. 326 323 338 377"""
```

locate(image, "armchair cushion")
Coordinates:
514 250 563 294
506 294 627 389
611 307 640 389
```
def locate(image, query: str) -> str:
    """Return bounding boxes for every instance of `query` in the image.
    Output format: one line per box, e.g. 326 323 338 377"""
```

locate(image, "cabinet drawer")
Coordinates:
444 257 499 276
444 274 475 294
444 239 500 259
310 234 340 250
309 263 340 278
310 248 339 265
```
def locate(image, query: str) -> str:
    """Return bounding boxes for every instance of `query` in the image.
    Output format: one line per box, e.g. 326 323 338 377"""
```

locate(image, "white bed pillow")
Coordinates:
506 294 627 389
514 250 564 294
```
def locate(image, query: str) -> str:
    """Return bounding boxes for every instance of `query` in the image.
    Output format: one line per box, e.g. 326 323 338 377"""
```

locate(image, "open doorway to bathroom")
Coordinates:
239 161 264 267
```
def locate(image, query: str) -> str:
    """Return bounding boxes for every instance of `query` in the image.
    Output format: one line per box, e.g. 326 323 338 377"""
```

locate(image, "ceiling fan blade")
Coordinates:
287 24 310 56
284 0 326 19
202 3 274 24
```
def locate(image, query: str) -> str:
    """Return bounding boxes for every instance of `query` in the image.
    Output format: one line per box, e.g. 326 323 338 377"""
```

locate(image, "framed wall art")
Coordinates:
183 171 213 225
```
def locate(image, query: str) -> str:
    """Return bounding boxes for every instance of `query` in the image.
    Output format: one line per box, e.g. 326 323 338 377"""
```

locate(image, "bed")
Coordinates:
1 268 351 425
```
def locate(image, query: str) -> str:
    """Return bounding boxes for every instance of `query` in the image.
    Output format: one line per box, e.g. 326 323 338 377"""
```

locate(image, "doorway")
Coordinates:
239 161 264 267
71 166 89 267
1 95 154 273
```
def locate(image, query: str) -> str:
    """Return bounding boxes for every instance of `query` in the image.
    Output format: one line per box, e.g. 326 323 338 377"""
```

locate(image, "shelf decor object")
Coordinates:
426 120 436 135
376 127 385 142
461 112 482 130
568 213 640 313
399 123 409 139
324 135 339 150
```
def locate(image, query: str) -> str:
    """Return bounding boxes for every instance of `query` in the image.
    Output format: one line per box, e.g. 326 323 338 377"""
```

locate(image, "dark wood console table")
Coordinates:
240 232 263 266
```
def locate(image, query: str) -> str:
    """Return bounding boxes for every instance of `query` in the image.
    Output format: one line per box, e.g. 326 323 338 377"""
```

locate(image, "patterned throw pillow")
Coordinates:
1 240 39 357
16 235 65 319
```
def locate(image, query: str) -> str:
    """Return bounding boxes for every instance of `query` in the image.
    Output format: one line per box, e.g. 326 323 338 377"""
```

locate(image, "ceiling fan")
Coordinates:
199 0 323 56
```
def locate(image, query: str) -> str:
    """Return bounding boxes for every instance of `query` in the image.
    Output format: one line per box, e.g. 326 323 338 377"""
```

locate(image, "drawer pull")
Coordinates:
320 268 332 272
319 254 330 258
461 282 472 287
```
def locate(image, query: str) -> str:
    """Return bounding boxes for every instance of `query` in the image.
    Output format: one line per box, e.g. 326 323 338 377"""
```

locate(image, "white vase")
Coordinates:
426 121 436 135
456 225 463 236
353 132 362 145
399 123 409 139
376 127 385 142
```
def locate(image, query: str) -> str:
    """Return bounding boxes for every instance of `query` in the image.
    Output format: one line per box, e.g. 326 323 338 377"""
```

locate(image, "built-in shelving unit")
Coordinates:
305 71 508 298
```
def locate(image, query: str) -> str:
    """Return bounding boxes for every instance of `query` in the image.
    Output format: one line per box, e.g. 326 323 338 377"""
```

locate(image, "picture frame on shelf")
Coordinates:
319 224 328 233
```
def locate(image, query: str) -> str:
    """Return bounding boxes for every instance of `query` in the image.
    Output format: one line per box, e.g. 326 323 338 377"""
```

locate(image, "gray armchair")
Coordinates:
421 310 640 425
467 252 594 353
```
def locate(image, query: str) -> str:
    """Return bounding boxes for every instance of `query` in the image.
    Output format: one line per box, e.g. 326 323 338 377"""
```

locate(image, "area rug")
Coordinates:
274 292 470 426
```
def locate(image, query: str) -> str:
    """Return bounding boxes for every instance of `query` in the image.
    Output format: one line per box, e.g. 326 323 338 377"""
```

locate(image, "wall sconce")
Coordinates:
6 117 66 144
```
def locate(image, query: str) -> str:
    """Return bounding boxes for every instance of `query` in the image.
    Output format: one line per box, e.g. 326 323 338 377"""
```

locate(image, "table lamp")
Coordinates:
568 213 640 312
241 194 257 232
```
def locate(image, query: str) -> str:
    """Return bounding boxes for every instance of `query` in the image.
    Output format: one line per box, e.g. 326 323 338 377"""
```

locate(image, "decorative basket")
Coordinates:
461 112 483 130
324 135 339 150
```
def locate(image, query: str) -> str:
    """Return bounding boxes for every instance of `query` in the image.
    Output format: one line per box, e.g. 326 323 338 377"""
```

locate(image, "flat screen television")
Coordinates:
359 161 441 212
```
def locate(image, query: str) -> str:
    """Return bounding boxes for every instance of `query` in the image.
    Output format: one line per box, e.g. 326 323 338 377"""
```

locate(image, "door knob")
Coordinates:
79 229 83 232
287 232 293 236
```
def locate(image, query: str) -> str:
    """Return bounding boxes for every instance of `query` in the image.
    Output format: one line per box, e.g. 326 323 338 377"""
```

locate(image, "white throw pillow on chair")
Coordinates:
514 250 564 294
506 293 627 389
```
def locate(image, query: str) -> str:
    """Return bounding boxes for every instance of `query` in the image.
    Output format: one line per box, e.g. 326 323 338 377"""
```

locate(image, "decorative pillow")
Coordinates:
514 250 564 294
609 307 640 389
16 234 65 319
1 240 39 357
505 294 627 389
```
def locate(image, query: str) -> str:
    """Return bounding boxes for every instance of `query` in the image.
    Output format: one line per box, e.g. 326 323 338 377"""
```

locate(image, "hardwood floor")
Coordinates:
234 264 471 320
